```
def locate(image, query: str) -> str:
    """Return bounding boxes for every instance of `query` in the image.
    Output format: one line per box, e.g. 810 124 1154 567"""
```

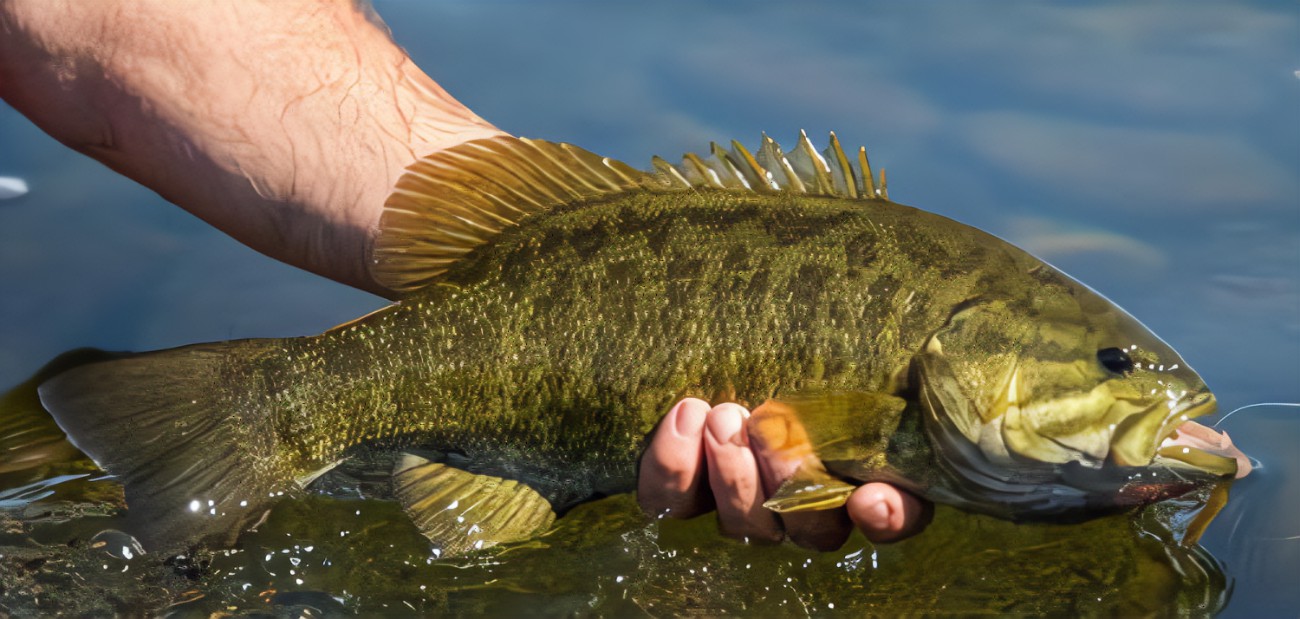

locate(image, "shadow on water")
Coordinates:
0 350 1240 617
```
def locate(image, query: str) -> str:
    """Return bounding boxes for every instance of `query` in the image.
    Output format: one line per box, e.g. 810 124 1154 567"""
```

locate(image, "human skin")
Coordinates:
0 0 927 546
0 0 500 296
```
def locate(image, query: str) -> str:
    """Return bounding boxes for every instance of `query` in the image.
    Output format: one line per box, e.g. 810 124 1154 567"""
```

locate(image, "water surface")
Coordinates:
1 2 1296 616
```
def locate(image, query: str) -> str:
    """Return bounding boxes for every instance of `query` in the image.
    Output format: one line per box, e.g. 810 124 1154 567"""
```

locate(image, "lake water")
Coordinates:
1 2 1296 616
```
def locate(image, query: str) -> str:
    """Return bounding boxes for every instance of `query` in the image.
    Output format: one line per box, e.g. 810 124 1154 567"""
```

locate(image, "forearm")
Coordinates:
0 0 503 296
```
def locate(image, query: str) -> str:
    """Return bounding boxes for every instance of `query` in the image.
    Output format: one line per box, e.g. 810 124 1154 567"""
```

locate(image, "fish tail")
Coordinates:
0 348 123 475
37 339 295 551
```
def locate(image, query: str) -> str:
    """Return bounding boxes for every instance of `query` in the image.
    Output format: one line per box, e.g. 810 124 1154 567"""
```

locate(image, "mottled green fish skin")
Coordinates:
244 189 1047 507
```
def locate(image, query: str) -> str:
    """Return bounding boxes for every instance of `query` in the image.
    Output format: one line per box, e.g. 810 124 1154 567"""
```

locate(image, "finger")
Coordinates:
637 398 713 518
747 402 852 551
702 403 782 543
772 495 853 550
846 483 932 543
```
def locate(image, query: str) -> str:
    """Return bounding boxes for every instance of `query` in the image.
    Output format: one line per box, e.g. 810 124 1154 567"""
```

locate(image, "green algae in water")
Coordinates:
0 357 1227 617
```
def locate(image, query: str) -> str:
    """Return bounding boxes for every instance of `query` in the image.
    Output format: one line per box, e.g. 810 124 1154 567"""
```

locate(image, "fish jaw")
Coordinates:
1096 405 1246 511
1153 419 1251 480
915 371 1244 520
1110 392 1246 481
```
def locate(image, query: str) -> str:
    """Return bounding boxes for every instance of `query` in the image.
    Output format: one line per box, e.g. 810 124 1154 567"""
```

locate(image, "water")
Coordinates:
1 2 1297 616
0 177 26 201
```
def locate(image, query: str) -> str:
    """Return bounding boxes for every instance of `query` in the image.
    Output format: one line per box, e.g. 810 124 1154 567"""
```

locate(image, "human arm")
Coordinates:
0 0 501 297
0 0 930 545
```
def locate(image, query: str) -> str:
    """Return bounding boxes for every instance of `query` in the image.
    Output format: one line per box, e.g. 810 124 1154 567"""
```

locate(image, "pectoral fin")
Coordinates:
762 460 857 513
0 348 118 475
762 391 907 464
392 454 556 557
751 391 908 513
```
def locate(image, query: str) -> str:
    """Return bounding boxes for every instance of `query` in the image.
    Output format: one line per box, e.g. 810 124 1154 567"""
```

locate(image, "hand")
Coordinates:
638 398 931 549
0 0 501 297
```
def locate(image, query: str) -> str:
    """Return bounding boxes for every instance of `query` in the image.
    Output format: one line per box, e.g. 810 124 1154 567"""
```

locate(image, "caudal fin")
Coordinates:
38 340 296 551
0 348 119 475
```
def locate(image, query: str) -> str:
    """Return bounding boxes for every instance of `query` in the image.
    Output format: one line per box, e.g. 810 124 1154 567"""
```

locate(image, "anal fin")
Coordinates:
393 454 556 557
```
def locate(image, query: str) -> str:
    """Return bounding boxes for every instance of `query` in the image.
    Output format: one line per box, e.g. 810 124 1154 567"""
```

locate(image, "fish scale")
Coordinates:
39 134 1239 553
268 191 992 497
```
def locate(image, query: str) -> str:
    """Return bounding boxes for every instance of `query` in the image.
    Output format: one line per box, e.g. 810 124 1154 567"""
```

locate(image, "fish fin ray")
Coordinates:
768 391 907 463
37 341 295 552
393 454 557 557
653 132 888 201
0 348 122 475
378 132 893 295
373 136 661 295
762 460 857 513
750 390 909 513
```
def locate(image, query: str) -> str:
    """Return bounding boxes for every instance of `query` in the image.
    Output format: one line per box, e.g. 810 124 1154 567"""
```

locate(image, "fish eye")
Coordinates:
1097 347 1136 375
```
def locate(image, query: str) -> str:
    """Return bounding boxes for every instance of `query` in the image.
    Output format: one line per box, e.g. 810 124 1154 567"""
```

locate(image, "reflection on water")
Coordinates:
1202 405 1300 618
0 177 27 201
0 2 1295 616
0 356 1252 616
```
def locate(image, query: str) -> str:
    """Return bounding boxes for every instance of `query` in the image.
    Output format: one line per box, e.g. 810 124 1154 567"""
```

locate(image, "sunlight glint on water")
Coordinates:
0 2 1296 616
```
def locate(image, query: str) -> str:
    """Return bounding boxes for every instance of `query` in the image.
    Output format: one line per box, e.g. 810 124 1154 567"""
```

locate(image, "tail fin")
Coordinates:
0 348 119 476
37 340 296 551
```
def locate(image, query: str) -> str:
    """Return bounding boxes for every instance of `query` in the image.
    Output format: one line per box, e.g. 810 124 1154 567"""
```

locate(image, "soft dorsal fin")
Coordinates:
372 136 661 294
651 130 888 202
373 132 889 295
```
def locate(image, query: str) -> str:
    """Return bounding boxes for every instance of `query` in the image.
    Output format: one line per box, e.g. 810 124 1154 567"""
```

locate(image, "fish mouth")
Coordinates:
1148 394 1249 479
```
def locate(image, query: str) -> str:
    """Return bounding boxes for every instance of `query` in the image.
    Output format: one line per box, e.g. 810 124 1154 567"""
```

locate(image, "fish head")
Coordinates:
912 269 1242 519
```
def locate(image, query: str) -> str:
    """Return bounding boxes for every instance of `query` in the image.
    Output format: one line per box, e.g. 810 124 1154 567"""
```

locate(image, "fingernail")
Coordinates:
674 399 707 436
869 499 891 528
707 404 747 446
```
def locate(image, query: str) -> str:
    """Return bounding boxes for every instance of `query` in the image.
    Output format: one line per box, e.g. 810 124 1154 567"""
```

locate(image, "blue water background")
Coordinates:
1 2 1296 615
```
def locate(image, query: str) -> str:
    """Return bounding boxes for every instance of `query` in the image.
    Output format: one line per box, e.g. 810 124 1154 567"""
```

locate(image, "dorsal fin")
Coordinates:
651 130 888 202
372 136 661 294
373 132 890 295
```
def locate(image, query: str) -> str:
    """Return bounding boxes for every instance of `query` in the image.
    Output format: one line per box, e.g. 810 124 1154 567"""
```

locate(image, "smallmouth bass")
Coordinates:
39 133 1244 554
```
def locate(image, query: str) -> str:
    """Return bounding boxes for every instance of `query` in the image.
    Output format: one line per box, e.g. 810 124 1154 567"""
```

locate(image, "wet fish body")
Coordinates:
38 134 1239 553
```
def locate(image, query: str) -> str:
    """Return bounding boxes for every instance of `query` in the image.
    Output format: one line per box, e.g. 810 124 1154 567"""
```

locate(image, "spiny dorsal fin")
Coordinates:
372 136 661 294
652 130 888 202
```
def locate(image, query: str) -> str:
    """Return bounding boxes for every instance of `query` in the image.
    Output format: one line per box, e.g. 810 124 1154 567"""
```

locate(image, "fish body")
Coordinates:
267 190 1006 500
38 135 1239 552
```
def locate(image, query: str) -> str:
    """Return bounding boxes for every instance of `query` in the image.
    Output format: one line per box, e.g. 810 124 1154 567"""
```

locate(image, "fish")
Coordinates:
37 132 1246 555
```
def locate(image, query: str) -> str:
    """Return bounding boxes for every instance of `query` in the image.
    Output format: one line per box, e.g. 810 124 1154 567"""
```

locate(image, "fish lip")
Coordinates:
1163 392 1217 438
1149 393 1246 479
1147 391 1216 452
